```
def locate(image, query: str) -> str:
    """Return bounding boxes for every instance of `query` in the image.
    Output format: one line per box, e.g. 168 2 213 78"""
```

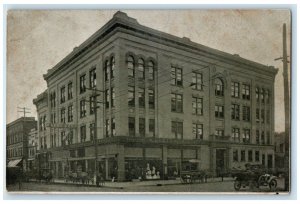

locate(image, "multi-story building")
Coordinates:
33 11 278 181
6 117 37 170
27 128 38 171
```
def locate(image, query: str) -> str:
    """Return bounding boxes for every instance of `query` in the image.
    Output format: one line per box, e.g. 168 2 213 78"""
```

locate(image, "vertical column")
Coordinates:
117 145 125 181
162 146 168 179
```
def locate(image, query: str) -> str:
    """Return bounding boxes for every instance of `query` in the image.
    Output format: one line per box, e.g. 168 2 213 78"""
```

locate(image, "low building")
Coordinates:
6 117 37 170
33 11 278 181
27 128 38 171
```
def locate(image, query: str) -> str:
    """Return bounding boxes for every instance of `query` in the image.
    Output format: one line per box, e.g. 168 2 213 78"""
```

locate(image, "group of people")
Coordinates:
145 163 160 180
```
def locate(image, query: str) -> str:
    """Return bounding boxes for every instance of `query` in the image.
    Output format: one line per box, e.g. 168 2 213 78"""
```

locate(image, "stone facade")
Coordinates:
33 11 278 181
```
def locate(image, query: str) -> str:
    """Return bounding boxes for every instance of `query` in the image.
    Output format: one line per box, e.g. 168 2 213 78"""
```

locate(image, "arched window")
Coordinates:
127 56 134 77
148 61 154 80
104 60 109 81
110 56 115 79
215 78 224 96
138 58 145 79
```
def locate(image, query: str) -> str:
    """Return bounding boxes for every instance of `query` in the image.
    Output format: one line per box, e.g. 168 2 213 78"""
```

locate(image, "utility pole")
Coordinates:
17 107 31 118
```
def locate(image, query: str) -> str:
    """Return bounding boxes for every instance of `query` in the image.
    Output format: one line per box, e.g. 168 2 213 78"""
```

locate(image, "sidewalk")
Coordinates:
32 177 234 189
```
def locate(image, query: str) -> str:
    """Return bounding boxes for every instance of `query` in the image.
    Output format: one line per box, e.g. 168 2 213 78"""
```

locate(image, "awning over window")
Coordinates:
7 159 22 167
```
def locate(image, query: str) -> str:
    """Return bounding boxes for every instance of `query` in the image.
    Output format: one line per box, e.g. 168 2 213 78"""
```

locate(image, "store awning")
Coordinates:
7 159 22 167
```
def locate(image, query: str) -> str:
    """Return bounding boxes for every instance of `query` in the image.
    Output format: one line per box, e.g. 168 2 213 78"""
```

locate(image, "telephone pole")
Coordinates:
17 107 31 118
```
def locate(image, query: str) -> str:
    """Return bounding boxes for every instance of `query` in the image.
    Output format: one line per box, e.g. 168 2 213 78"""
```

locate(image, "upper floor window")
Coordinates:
242 84 250 100
241 150 246 162
192 97 203 115
233 149 238 162
60 86 66 103
215 105 224 118
266 109 270 124
231 104 240 120
192 72 203 90
149 119 155 137
192 123 203 139
242 106 250 122
111 87 115 108
104 60 109 82
171 67 182 86
138 87 145 108
232 128 240 142
261 88 265 103
90 96 95 114
89 68 96 88
261 131 265 144
255 151 260 162
255 87 260 103
106 119 110 137
171 93 183 113
148 61 154 80
261 109 265 123
256 108 260 123
256 130 260 144
215 129 224 137
128 117 135 136
80 99 86 118
171 121 183 139
60 108 66 123
90 123 95 141
68 105 73 122
231 82 240 98
266 90 270 104
80 125 86 142
105 89 110 109
242 129 250 143
139 118 145 137
50 92 56 108
111 118 116 136
138 58 145 79
127 56 135 78
68 82 73 100
110 56 115 79
215 78 224 96
80 74 86 93
128 86 135 107
148 88 155 109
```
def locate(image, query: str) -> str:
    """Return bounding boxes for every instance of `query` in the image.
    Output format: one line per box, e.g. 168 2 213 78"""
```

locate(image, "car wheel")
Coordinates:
234 180 241 191
269 179 277 191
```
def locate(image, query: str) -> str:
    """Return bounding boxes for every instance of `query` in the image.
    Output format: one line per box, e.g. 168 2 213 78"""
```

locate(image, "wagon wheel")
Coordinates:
269 179 277 191
234 180 241 191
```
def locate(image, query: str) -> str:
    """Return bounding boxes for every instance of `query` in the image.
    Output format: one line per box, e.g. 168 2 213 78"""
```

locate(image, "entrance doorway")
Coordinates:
216 149 226 176
267 154 273 169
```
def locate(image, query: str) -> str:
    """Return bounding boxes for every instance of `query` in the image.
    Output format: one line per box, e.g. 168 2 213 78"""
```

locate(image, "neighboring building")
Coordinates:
33 11 278 181
6 117 37 170
274 132 287 169
27 128 38 171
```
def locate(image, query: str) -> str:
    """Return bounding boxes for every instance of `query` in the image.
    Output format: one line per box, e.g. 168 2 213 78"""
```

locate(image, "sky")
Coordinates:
6 9 291 132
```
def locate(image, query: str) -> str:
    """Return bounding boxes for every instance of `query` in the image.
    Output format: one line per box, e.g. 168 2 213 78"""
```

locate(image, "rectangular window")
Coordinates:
60 86 65 103
90 96 95 114
231 82 240 98
261 131 265 144
256 108 260 123
215 129 224 137
90 68 96 88
128 86 135 107
90 123 95 141
61 108 66 123
256 87 260 103
149 65 154 80
192 72 203 90
111 87 115 108
231 128 240 142
171 67 182 86
231 104 240 120
266 90 270 104
106 119 110 137
261 88 265 103
262 154 265 166
110 57 115 79
111 118 116 136
171 121 183 139
248 150 253 162
171 93 183 113
128 117 135 136
255 151 260 162
105 89 110 109
149 119 155 137
267 131 270 145
80 99 86 118
241 150 245 162
242 129 250 143
192 97 203 115
80 74 86 93
61 131 65 146
50 92 56 108
68 130 73 145
261 109 265 123
139 118 145 137
138 87 145 108
68 83 73 100
242 84 250 100
256 130 260 144
266 110 270 124
215 105 224 118
80 125 86 142
104 60 109 82
68 105 73 122
233 149 238 162
242 106 250 121
192 123 203 139
148 88 155 109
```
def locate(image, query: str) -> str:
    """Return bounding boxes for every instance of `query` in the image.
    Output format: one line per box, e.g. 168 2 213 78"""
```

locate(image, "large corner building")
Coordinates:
33 11 278 181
